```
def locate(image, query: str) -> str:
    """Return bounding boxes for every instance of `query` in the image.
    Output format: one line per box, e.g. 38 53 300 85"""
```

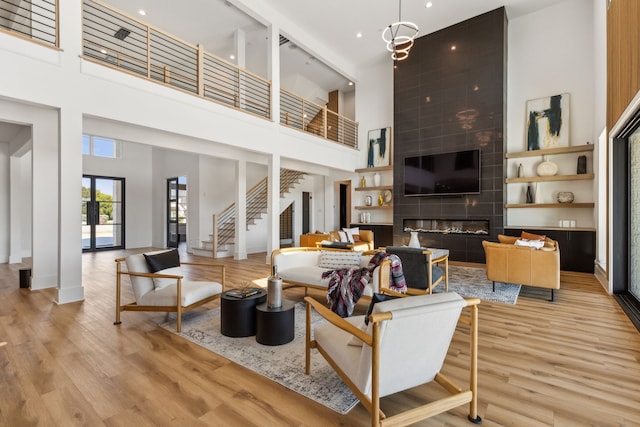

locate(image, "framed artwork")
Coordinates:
367 127 392 167
525 93 570 151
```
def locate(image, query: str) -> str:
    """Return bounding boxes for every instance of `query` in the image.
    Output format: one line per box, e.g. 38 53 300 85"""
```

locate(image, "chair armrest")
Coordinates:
304 296 372 346
121 271 183 279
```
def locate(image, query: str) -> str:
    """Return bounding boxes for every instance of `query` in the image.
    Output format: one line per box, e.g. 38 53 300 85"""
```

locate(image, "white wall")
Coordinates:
506 0 595 229
83 140 154 249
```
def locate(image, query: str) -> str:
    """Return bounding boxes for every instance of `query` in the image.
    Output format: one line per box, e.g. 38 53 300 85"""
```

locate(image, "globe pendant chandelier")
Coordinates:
382 0 419 61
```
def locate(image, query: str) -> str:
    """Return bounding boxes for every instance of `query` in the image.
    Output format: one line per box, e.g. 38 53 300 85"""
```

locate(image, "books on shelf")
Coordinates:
226 288 261 299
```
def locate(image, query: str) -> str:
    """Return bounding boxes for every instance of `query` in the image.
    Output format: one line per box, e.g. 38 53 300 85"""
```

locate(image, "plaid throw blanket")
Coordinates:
323 251 407 317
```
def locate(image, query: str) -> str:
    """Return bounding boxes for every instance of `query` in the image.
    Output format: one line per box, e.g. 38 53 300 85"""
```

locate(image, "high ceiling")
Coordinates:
100 0 564 98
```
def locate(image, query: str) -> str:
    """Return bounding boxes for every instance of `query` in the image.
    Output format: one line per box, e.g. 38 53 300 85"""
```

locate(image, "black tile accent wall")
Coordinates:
392 7 506 263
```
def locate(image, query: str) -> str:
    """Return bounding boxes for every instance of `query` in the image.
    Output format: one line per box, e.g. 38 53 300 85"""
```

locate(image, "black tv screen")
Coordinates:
404 149 481 196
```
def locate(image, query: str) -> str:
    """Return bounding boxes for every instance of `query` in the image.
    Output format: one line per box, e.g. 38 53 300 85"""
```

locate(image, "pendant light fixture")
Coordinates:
382 0 419 61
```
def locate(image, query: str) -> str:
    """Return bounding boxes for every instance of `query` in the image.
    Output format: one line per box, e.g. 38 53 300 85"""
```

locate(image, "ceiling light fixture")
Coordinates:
426 1 433 8
356 32 363 38
348 81 354 86
230 54 235 60
382 0 419 61
138 9 146 16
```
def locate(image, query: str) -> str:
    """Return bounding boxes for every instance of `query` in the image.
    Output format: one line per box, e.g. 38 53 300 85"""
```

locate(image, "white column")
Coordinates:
267 24 280 123
234 160 247 260
31 110 59 290
55 0 84 304
234 28 246 69
56 106 84 304
266 154 281 263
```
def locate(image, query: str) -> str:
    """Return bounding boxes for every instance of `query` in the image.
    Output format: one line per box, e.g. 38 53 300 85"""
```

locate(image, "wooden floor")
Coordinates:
1 248 639 426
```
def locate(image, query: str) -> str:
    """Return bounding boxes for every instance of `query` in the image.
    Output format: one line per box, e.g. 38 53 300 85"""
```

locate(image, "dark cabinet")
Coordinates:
351 223 393 248
504 228 595 273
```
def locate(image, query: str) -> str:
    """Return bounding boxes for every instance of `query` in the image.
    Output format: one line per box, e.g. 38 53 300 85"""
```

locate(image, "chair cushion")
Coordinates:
152 266 183 290
314 315 365 381
138 280 223 307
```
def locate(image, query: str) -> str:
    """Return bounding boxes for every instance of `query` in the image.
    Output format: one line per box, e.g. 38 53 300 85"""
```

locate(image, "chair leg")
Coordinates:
492 281 495 292
550 289 555 302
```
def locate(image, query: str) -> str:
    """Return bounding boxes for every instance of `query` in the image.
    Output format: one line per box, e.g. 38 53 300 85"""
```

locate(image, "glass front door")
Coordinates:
82 175 125 251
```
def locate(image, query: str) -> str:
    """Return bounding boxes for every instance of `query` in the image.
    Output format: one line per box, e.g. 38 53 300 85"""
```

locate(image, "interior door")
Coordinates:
82 175 125 251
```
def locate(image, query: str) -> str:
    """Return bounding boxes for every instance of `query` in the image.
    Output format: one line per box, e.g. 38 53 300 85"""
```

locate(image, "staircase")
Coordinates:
193 169 306 257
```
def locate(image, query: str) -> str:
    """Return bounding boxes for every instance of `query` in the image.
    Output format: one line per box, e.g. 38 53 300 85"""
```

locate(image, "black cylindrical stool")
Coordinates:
220 289 267 337
255 299 295 346
19 268 31 289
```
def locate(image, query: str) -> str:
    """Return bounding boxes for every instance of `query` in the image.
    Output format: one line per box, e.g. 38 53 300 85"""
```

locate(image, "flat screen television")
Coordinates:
404 149 481 196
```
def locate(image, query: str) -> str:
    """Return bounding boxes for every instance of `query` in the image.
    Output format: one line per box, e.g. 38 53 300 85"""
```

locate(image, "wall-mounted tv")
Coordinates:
404 149 481 196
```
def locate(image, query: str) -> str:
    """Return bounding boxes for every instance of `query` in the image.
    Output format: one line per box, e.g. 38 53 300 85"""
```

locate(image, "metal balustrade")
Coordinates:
0 0 58 47
81 0 271 119
280 88 358 149
2 0 357 148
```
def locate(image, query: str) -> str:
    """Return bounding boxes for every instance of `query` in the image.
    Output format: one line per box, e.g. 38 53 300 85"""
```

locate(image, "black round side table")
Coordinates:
255 299 295 346
220 289 267 337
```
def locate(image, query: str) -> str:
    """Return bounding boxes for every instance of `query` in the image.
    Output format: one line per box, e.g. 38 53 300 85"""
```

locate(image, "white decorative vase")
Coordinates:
408 231 421 248
536 157 558 176
534 182 542 204
373 172 381 187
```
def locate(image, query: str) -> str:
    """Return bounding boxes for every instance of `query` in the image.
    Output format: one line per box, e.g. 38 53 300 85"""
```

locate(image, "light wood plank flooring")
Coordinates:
1 248 639 426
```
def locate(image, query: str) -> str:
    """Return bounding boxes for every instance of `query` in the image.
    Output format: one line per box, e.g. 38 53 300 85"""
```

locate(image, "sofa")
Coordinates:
482 234 560 301
270 247 389 297
299 229 374 251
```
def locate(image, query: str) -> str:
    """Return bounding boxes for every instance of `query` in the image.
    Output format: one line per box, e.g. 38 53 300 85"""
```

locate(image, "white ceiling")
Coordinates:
99 0 564 98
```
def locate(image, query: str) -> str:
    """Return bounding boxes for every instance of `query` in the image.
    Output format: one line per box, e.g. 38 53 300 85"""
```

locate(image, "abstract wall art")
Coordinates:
367 127 392 167
526 93 570 151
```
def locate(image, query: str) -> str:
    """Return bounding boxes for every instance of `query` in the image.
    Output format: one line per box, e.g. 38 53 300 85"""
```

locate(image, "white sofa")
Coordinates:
270 247 390 297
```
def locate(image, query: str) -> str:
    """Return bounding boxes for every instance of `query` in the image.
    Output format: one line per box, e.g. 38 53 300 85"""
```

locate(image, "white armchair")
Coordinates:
305 292 481 426
115 249 225 332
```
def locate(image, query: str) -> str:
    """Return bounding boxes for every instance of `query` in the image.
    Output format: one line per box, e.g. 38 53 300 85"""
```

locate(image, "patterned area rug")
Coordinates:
443 265 521 304
161 303 359 414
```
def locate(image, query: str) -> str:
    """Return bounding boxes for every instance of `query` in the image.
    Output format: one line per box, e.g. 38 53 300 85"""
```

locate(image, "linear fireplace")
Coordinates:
403 219 489 236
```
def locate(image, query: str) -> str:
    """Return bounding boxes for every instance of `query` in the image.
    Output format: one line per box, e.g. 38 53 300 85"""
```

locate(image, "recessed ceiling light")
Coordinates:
348 81 354 86
230 54 235 60
451 45 457 51
100 49 107 54
426 1 433 8
138 9 146 16
356 32 363 38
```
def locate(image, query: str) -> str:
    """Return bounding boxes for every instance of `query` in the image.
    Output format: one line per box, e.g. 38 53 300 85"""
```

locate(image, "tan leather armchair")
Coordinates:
299 229 374 251
482 234 560 301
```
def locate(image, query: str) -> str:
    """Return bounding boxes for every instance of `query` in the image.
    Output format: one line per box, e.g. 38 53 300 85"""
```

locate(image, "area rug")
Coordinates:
444 265 521 304
161 304 359 414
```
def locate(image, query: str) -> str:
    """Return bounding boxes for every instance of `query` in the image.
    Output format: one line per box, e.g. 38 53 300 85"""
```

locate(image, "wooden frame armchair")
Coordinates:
305 292 481 426
384 246 449 294
115 250 225 332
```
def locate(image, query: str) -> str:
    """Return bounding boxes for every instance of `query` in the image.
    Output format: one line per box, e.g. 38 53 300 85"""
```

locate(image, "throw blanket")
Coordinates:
324 251 407 317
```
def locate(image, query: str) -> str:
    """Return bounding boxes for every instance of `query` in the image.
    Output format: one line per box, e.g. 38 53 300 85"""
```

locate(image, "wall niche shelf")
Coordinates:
505 202 594 209
355 185 393 191
505 144 594 159
505 173 594 184
355 165 393 173
355 205 392 210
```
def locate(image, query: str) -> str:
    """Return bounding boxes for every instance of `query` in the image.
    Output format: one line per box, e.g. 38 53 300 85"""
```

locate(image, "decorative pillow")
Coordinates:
318 250 363 270
143 249 180 272
514 239 545 249
337 231 349 242
521 231 546 241
152 266 183 289
342 227 360 244
352 234 361 242
143 249 182 289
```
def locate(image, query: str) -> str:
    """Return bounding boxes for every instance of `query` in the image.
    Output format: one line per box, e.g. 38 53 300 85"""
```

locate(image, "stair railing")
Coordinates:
210 169 305 256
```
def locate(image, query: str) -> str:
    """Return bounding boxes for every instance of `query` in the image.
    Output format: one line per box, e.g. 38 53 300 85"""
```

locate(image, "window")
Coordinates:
83 135 121 158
